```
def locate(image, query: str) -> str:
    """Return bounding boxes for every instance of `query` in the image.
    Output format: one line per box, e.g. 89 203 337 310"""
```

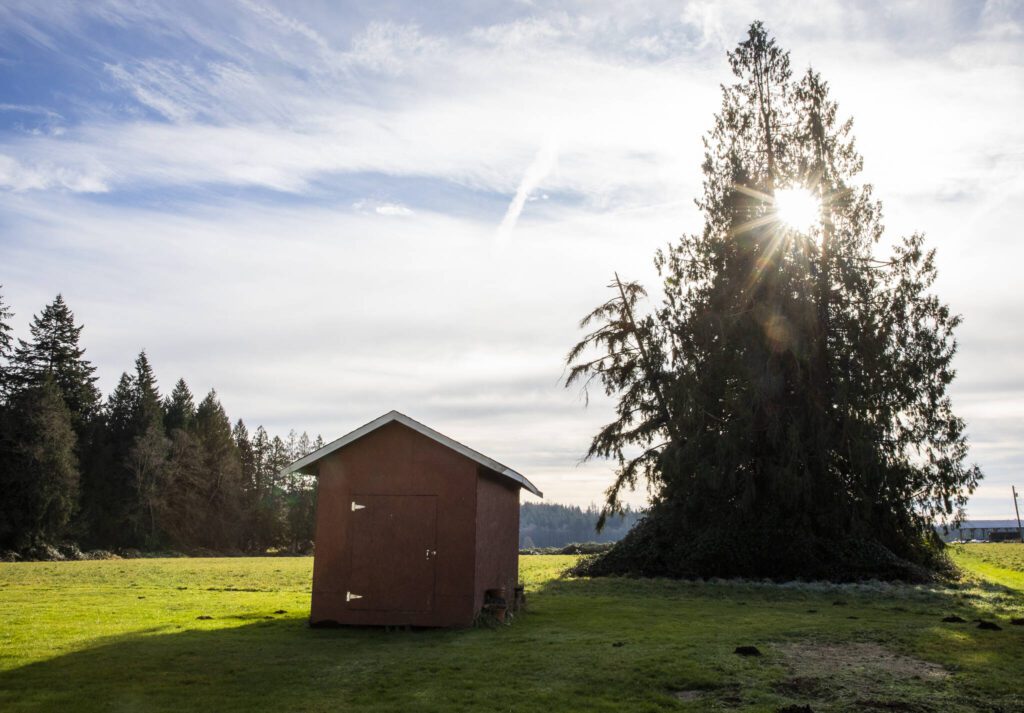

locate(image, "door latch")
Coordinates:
346 591 363 602
425 549 437 559
351 502 365 511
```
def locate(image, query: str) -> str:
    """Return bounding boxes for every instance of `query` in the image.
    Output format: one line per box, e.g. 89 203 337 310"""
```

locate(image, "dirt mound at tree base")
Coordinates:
570 518 948 583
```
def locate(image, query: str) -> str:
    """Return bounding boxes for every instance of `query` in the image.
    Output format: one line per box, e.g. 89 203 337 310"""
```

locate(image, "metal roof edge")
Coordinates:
279 410 543 498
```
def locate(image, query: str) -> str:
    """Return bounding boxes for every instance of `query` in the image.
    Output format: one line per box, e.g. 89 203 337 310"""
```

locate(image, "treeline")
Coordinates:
520 502 641 548
0 291 320 554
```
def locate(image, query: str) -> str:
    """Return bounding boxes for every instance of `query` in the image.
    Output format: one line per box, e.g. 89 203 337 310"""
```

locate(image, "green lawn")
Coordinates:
0 547 1021 712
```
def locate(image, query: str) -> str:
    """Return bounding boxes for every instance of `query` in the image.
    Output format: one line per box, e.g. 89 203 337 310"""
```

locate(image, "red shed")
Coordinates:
282 410 542 628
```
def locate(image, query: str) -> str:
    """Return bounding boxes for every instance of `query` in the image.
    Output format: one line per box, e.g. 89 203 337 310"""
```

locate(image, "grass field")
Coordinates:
1 546 1022 712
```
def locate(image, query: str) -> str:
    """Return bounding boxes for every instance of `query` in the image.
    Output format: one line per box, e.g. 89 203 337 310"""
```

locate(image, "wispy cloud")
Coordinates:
0 104 64 120
496 138 558 243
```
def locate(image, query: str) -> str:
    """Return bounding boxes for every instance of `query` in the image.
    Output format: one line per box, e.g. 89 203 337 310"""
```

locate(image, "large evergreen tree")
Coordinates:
567 22 980 581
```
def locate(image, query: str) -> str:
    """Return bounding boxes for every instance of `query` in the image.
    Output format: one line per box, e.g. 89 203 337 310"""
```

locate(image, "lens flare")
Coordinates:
774 188 819 232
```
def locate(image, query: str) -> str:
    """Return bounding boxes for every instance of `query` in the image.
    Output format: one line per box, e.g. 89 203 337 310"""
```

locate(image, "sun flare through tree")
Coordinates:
773 188 820 232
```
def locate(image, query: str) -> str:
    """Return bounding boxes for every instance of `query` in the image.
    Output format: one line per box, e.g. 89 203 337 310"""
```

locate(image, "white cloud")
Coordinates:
375 202 414 216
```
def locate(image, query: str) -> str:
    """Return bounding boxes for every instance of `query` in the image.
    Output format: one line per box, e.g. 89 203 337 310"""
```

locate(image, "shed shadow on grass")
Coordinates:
0 617 475 712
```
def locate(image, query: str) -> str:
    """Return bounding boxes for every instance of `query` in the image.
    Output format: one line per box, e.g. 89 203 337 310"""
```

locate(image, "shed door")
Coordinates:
347 495 437 611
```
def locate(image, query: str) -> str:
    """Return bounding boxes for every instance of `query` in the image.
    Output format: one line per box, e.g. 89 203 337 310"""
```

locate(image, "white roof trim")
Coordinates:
280 410 543 498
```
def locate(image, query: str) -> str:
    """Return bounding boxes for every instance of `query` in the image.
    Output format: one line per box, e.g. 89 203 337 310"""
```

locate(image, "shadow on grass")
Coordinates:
0 616 490 713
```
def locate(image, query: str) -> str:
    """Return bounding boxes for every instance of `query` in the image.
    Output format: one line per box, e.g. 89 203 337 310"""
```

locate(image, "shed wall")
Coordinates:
472 470 521 613
310 421 479 627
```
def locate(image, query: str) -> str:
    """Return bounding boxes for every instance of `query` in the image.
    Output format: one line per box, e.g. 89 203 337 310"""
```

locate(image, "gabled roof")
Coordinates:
280 410 543 497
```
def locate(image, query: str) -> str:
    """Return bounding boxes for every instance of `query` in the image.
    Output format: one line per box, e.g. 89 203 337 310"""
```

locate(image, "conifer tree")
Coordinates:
10 295 100 432
233 419 260 550
163 379 196 433
283 431 316 551
0 287 13 398
106 373 137 440
79 372 135 545
130 351 162 431
129 421 170 547
194 390 243 549
0 377 79 548
567 22 980 581
233 420 255 491
125 352 168 546
285 475 317 552
160 378 203 548
161 426 205 547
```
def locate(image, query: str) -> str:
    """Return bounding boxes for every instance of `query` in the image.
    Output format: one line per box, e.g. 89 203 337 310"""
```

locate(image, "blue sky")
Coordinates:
1 0 1022 518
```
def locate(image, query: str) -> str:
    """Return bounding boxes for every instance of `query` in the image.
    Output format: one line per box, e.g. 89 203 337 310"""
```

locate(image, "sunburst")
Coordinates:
773 188 820 233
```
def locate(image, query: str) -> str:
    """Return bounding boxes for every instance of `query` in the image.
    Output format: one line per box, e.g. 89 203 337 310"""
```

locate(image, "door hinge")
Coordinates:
346 591 363 602
351 502 365 511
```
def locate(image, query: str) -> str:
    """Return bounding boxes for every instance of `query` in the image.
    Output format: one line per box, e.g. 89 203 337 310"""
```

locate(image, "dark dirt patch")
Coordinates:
611 641 625 647
941 615 966 623
772 677 828 698
734 645 761 656
777 642 947 682
976 620 1002 631
773 641 949 710
1011 617 1024 626
274 610 287 614
196 615 213 620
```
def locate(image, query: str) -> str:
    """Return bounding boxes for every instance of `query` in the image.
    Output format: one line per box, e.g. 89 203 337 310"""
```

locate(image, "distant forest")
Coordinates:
0 290 644 557
0 291 320 555
519 502 641 548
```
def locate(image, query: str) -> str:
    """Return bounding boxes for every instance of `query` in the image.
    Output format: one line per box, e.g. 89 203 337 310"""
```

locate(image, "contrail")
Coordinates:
496 138 557 243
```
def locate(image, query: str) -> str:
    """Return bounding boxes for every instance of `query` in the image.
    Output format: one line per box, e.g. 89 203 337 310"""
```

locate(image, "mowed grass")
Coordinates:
0 547 1020 712
951 542 1024 591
